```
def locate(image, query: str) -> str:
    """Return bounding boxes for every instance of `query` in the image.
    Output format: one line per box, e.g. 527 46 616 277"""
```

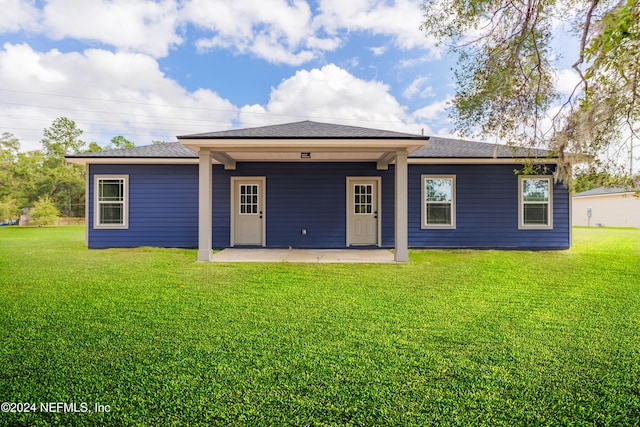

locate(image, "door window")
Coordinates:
239 184 259 214
354 184 373 214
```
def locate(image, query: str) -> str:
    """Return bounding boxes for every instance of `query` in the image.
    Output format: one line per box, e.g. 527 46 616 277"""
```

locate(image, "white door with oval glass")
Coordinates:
347 177 380 246
231 177 265 246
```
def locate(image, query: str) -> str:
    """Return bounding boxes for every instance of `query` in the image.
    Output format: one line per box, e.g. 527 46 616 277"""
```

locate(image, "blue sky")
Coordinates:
1 0 581 152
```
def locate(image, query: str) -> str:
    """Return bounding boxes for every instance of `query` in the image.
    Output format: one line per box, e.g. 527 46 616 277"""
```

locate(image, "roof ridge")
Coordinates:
178 120 426 139
573 186 637 197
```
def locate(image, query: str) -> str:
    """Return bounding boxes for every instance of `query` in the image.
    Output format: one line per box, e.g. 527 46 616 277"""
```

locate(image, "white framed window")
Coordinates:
519 176 553 229
422 175 456 229
94 175 128 229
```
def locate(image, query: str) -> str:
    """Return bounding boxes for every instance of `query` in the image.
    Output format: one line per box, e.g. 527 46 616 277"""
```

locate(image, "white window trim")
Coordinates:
421 175 456 229
518 176 553 230
94 174 129 229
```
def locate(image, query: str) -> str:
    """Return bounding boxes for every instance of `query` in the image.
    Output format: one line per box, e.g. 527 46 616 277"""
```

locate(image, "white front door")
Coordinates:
347 177 380 246
232 177 265 246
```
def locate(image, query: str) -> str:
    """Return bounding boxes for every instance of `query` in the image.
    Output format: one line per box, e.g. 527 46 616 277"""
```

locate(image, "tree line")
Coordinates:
0 112 628 226
0 117 139 225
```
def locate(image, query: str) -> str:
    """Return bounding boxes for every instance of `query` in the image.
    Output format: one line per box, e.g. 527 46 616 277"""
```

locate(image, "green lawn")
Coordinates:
1 227 639 426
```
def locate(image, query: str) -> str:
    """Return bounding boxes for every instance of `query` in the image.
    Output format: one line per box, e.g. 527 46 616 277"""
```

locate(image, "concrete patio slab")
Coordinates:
210 248 396 263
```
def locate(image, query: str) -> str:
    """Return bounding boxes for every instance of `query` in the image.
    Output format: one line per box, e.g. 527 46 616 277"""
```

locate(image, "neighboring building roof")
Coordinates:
573 186 636 197
410 137 551 158
178 120 427 140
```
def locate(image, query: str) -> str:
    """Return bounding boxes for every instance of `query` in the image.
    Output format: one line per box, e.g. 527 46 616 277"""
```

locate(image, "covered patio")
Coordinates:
177 121 427 263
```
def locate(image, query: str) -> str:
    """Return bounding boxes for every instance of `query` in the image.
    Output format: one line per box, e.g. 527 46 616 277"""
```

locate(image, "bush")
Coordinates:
30 196 59 226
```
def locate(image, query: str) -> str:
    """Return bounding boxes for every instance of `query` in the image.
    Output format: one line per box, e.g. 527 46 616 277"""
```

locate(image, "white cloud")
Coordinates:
41 0 182 57
195 35 316 67
2 0 441 66
347 57 360 68
239 64 411 131
403 76 434 99
369 46 386 56
412 95 452 121
0 43 238 150
184 0 333 66
399 56 429 68
315 0 440 54
555 68 582 96
306 36 343 51
0 0 41 33
184 0 440 65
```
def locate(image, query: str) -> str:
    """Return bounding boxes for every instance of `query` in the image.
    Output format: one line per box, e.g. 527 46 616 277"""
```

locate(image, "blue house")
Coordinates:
66 121 571 262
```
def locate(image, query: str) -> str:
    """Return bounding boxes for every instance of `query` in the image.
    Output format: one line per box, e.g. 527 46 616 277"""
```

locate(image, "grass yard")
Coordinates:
1 226 639 426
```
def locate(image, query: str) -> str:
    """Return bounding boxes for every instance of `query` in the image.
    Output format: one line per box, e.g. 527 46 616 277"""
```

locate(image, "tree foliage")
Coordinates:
30 196 60 226
85 142 103 153
82 135 135 152
0 117 136 219
109 135 135 150
1 132 20 162
421 0 640 184
571 167 615 193
0 133 21 202
0 197 20 224
39 117 87 216
41 117 86 162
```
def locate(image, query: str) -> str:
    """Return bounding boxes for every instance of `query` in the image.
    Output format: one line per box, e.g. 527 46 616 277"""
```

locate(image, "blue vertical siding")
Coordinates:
211 163 395 248
87 161 570 250
407 164 570 249
88 164 199 248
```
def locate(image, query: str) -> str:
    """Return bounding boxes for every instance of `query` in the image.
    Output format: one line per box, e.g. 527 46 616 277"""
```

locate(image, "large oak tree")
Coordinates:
421 0 640 185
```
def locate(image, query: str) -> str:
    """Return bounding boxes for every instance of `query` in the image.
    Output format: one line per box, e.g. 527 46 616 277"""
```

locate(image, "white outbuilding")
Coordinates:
573 187 640 228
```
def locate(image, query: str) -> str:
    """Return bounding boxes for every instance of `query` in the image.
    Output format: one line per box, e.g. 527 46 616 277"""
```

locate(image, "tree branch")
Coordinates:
572 0 601 92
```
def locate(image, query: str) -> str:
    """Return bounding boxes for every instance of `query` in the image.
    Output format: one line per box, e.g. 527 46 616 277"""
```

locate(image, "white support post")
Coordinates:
394 150 409 262
198 149 213 261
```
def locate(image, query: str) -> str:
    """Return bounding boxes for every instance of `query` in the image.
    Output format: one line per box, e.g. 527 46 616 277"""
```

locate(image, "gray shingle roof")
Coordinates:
66 121 553 160
66 142 197 159
409 136 551 158
573 187 635 197
178 120 427 140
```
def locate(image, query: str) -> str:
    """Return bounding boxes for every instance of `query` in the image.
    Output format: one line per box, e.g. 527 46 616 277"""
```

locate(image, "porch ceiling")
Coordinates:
178 138 425 170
